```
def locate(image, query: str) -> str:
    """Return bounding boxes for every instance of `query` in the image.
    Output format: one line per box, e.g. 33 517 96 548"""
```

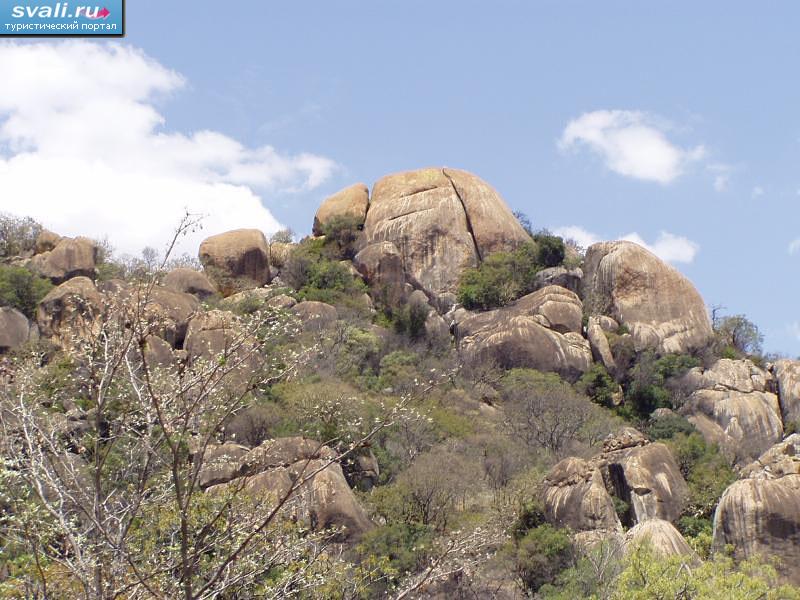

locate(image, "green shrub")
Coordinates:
667 432 736 520
623 352 700 418
511 500 547 540
532 233 566 268
282 238 367 305
356 522 434 578
612 544 799 599
0 265 53 318
646 412 696 440
391 301 428 340
320 214 363 260
270 228 294 244
577 363 619 407
712 313 764 359
510 524 574 593
457 242 546 310
378 351 419 391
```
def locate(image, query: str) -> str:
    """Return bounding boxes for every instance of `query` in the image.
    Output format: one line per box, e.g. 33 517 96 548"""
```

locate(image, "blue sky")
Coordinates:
1 2 798 355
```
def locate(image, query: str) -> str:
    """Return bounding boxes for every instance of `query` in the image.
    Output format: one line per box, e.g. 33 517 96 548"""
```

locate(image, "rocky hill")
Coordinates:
0 167 799 598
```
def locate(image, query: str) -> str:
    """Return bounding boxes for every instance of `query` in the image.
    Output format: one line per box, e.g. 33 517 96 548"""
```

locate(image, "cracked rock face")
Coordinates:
542 428 688 532
362 167 530 305
713 435 800 584
456 286 592 380
582 241 713 355
772 359 800 426
680 359 783 464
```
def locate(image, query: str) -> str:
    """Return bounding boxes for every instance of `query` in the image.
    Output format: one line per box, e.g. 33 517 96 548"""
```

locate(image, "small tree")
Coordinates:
713 313 764 358
0 213 42 258
500 369 594 457
270 229 294 244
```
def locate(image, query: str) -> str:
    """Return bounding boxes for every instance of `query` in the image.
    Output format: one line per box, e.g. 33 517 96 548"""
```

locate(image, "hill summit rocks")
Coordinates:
358 167 530 308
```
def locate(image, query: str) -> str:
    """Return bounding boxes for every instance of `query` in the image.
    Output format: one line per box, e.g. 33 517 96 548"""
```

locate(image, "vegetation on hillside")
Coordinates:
0 213 796 598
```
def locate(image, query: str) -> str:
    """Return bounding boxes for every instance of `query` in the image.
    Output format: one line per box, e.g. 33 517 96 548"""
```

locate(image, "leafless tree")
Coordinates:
502 373 594 457
0 215 432 599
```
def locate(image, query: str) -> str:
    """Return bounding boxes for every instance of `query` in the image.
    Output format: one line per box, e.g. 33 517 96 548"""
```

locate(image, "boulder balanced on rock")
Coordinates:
199 229 271 297
313 183 369 236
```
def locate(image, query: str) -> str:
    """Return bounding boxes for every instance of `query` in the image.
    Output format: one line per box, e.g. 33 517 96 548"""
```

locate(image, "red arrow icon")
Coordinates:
87 7 110 19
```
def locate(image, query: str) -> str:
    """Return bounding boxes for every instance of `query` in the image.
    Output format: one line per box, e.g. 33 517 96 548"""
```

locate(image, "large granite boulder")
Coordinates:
772 359 800 426
205 437 372 541
713 435 800 584
162 268 217 299
680 359 783 464
197 442 250 489
313 183 369 236
33 229 62 255
30 237 98 283
290 301 338 332
625 519 696 559
184 310 243 363
542 428 688 532
586 316 617 374
142 286 199 348
36 276 103 343
353 241 408 307
0 307 35 352
582 241 712 354
362 168 530 305
199 229 270 296
542 456 622 532
456 286 591 379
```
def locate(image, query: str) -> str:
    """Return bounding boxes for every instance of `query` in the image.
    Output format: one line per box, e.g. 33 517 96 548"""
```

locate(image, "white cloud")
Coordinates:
789 239 800 255
552 225 600 250
751 186 765 198
558 110 705 184
553 226 699 264
790 322 800 342
707 163 732 192
0 42 336 256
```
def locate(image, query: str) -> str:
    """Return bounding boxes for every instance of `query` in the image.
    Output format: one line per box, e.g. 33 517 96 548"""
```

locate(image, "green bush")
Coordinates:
712 313 764 359
623 352 700 418
646 412 696 440
577 363 619 407
320 214 363 260
378 350 419 391
282 238 367 305
532 233 566 268
356 522 434 578
391 301 428 340
0 265 53 318
511 500 547 540
458 242 547 310
510 524 574 594
667 432 736 520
